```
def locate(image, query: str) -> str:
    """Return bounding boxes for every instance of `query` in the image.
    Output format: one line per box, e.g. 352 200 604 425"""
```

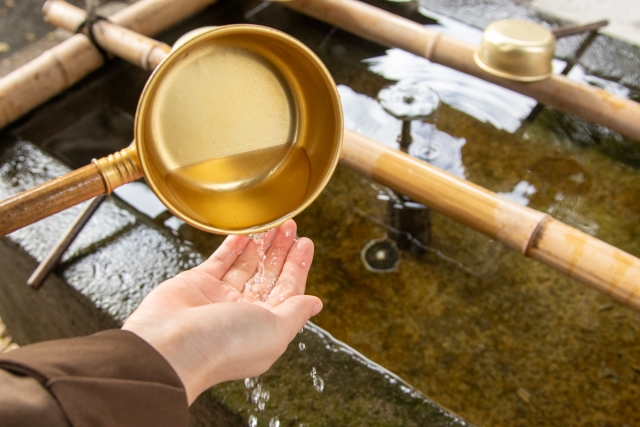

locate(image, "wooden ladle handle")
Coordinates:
0 145 142 237
0 163 107 236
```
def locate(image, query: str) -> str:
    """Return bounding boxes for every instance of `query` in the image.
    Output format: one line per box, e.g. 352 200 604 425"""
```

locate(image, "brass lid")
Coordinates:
474 19 555 82
135 25 343 234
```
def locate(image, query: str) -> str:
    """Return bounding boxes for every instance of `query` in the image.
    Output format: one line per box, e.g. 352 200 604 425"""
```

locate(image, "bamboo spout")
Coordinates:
283 0 640 142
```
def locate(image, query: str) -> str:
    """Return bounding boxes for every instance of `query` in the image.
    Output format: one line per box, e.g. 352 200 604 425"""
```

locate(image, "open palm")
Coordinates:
122 219 321 404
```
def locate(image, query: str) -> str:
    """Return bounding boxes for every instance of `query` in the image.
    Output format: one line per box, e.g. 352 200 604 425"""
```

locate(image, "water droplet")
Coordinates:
310 367 316 377
245 378 255 389
299 328 304 334
299 342 306 351
269 417 280 427
258 398 266 411
251 383 262 403
248 415 258 427
261 390 270 401
313 376 324 392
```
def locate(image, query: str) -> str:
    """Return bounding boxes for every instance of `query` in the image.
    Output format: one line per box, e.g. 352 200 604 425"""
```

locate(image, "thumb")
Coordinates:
272 295 323 337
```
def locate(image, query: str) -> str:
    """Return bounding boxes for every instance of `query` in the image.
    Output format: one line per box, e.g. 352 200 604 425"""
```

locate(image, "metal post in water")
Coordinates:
377 80 441 251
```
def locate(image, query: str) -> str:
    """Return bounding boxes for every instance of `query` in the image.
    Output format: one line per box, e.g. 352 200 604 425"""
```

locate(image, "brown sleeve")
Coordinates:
0 329 189 427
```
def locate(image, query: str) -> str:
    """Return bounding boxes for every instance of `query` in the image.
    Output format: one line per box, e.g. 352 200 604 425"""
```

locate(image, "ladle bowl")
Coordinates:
474 19 555 82
0 25 343 236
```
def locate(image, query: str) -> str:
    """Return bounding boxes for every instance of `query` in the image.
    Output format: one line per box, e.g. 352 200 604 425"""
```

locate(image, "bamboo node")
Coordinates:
424 31 442 61
92 145 142 194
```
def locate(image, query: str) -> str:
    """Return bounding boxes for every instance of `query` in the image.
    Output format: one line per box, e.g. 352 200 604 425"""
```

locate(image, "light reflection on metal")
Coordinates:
474 19 555 82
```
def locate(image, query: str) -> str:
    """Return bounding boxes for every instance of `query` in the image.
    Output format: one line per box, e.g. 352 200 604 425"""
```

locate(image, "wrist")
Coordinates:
122 318 207 405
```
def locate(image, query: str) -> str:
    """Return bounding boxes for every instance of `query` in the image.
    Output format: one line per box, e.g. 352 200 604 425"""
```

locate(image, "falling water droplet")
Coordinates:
251 383 262 403
245 378 255 389
248 415 258 427
310 367 316 378
258 399 266 411
269 417 280 427
313 376 325 392
299 342 306 351
299 328 304 334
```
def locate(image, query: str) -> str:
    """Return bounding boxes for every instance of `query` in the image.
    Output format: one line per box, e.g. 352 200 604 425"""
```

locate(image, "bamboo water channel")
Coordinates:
0 0 638 312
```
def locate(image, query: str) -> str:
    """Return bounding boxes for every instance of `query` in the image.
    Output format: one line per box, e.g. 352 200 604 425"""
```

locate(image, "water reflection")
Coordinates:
339 85 466 178
113 182 166 218
566 64 631 98
363 7 638 135
496 180 536 206
364 8 539 133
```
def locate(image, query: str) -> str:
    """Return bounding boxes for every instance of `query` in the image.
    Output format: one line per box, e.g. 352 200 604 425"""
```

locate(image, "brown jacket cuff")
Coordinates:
0 329 188 427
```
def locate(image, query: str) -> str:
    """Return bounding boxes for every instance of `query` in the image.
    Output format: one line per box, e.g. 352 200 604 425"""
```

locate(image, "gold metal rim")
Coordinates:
135 24 343 235
473 50 552 82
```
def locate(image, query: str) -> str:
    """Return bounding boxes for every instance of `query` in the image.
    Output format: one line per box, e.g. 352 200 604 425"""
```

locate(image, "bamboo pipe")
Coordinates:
44 0 171 71
341 130 640 310
38 10 640 310
0 0 219 130
282 0 640 142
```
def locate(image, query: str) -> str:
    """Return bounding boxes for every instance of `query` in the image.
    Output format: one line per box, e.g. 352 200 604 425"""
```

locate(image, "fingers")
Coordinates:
193 234 250 280
220 227 278 291
266 237 314 306
258 220 298 286
272 295 323 339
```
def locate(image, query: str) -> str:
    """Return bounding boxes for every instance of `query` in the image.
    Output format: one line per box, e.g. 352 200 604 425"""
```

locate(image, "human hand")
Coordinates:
122 219 321 405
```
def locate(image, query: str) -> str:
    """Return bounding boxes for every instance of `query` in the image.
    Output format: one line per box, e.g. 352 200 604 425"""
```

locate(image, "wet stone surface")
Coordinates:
0 140 202 322
212 323 469 427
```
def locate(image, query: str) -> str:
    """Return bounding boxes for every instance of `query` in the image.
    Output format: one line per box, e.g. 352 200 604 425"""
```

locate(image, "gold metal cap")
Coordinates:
474 19 555 82
135 25 343 235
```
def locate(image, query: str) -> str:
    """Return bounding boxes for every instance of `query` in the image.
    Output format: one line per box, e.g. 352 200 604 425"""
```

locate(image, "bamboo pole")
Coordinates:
341 130 640 310
44 1 171 71
0 0 219 130
13 10 640 310
283 0 640 142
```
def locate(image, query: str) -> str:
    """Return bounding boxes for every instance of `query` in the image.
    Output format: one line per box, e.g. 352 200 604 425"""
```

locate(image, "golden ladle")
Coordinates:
0 25 343 236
